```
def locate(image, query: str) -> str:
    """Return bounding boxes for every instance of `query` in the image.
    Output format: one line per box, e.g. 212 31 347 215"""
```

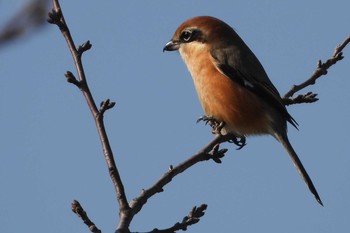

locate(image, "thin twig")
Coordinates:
71 200 102 233
283 35 350 101
283 92 318 106
334 35 350 57
146 204 208 233
48 0 130 231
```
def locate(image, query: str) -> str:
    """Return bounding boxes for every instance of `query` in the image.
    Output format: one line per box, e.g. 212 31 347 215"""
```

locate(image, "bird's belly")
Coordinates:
193 68 270 136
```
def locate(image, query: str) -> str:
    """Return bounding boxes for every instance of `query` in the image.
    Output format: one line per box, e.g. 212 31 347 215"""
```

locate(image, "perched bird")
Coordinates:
163 16 322 205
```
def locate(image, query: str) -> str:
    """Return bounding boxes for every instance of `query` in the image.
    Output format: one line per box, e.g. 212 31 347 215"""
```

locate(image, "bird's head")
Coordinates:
163 16 237 53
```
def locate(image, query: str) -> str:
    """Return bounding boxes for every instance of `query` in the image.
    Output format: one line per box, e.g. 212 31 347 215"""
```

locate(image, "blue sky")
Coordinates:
1 1 349 232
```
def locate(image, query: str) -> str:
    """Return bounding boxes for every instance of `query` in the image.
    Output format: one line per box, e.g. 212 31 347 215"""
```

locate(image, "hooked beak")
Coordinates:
163 40 180 52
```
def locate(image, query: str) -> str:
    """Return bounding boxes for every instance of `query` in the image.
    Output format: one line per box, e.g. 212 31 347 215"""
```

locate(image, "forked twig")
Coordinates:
148 204 208 233
283 35 350 104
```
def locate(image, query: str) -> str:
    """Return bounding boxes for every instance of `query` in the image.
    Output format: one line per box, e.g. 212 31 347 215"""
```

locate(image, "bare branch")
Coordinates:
334 35 350 57
283 35 350 102
146 204 208 233
283 92 318 106
48 0 130 231
71 200 102 233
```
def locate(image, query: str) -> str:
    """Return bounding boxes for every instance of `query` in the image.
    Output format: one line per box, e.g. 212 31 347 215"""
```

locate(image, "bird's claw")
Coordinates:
197 115 225 135
197 115 247 149
227 134 246 150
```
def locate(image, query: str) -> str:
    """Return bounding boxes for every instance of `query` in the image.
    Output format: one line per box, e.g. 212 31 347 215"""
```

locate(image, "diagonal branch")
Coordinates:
283 35 350 104
71 200 102 233
122 134 231 231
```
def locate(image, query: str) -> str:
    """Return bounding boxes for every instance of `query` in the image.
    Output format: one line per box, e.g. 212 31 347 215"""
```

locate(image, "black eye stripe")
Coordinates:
179 28 202 43
180 30 193 42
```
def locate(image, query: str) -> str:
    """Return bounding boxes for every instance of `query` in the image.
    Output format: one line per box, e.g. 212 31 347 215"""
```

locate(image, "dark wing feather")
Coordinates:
210 46 298 129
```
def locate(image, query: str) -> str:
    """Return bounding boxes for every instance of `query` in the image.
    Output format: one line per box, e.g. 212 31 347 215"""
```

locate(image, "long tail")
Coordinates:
275 133 323 206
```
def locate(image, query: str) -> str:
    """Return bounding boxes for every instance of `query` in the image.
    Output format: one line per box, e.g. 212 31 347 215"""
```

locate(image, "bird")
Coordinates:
163 16 322 206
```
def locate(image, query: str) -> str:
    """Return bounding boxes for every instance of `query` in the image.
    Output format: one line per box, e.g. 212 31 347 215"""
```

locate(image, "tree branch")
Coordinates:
146 204 208 233
71 200 102 233
283 35 350 104
48 0 130 231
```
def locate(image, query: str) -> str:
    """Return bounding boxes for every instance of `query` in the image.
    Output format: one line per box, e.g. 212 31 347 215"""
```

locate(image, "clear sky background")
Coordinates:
1 1 349 233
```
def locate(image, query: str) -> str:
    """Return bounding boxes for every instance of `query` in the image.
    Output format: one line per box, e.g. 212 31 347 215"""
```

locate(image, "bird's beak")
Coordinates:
163 40 180 52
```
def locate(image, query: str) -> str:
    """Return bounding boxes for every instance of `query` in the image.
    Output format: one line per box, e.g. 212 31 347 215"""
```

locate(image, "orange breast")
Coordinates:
180 44 270 136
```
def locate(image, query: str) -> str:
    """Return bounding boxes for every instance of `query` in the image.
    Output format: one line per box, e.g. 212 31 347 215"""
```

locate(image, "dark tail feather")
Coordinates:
275 133 323 206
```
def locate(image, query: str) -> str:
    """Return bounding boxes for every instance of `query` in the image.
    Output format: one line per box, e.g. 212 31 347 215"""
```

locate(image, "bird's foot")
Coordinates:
226 134 247 150
197 115 225 135
197 115 247 150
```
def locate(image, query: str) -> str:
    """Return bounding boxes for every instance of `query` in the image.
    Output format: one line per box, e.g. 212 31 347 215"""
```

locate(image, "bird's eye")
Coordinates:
180 30 193 42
